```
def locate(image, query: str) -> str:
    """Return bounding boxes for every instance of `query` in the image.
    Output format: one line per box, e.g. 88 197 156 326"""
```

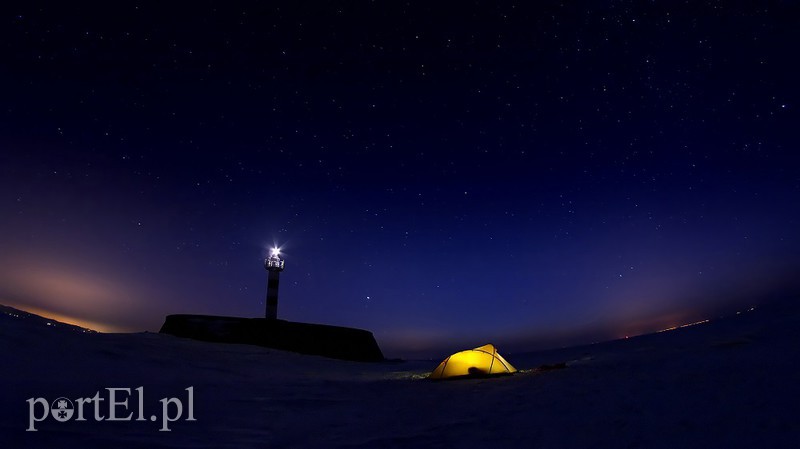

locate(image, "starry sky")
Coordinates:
1 1 799 357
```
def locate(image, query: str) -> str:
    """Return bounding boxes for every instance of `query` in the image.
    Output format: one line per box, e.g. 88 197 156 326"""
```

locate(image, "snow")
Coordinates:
1 300 798 448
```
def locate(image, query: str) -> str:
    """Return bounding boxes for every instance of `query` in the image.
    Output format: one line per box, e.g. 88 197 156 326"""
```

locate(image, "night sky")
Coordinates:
1 1 798 357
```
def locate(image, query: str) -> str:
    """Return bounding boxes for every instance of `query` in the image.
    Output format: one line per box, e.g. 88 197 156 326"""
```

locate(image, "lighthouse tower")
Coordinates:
264 247 285 319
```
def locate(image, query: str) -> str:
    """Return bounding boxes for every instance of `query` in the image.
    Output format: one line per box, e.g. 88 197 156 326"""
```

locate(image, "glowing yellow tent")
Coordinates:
429 344 517 380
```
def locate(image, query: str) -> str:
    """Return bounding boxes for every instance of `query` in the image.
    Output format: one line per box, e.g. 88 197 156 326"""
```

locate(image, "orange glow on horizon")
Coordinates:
0 261 149 333
2 302 128 333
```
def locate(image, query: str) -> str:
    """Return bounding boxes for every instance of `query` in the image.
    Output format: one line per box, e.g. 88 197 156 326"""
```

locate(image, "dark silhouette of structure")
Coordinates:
264 247 284 319
159 247 384 362
160 315 384 362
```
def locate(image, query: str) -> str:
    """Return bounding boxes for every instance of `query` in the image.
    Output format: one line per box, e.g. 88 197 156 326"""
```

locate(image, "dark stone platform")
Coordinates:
159 314 384 362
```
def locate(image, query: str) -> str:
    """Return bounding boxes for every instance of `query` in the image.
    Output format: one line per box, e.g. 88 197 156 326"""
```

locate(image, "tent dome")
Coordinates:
429 344 517 380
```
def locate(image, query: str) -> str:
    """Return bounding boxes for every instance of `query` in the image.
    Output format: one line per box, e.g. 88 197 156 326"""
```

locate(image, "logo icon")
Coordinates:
50 397 74 422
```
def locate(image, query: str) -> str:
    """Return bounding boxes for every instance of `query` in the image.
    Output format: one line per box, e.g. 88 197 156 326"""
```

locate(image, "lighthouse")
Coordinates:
160 244 383 361
264 247 285 319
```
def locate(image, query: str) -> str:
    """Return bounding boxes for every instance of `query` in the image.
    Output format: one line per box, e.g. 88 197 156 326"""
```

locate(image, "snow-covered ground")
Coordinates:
1 299 798 448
